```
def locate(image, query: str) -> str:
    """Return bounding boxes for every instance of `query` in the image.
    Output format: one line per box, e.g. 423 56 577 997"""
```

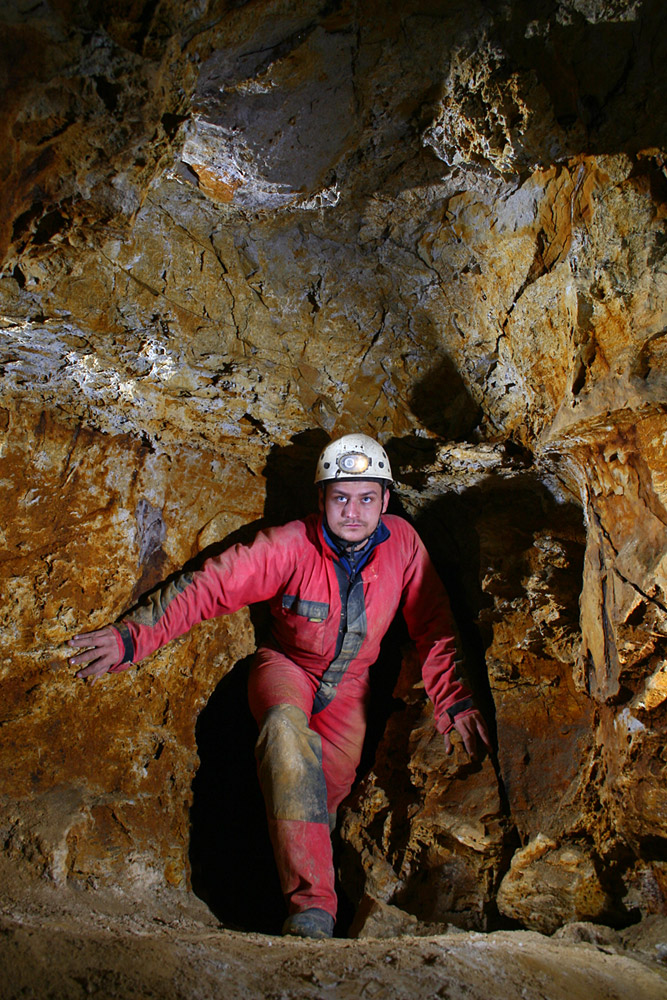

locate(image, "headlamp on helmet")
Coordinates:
315 433 393 484
337 452 371 475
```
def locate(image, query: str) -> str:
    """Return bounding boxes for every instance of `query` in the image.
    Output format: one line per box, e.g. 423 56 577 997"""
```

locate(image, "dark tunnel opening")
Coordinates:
186 430 504 936
188 655 285 935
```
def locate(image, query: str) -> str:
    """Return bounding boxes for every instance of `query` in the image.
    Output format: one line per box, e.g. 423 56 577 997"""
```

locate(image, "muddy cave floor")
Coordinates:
0 859 666 1000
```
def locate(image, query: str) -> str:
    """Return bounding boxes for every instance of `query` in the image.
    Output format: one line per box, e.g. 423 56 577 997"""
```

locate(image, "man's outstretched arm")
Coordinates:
67 520 304 682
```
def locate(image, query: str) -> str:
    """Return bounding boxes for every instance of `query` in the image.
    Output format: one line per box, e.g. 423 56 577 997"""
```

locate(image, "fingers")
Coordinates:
478 720 493 754
68 645 111 667
68 627 114 652
459 720 478 758
467 711 493 755
74 658 115 681
443 711 492 761
68 627 120 680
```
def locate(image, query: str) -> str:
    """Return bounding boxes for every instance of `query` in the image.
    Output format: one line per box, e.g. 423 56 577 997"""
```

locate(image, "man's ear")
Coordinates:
381 487 390 514
318 486 325 513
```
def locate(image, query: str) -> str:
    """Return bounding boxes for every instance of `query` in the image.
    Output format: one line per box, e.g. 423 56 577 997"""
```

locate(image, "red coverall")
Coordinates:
108 513 474 921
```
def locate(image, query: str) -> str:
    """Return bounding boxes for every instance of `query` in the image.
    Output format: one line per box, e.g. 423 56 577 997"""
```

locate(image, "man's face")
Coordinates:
320 480 389 545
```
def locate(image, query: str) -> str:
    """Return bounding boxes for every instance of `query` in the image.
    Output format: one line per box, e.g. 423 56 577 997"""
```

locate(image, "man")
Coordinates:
69 433 490 939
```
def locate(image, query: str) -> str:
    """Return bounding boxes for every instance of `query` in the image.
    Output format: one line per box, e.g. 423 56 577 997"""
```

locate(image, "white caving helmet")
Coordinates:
315 433 393 485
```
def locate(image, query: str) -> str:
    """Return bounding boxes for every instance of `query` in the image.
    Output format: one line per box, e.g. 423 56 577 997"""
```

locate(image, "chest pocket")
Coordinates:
278 594 330 655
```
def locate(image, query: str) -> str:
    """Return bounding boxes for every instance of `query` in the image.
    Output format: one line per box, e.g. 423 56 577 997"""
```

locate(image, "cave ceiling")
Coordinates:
2 0 665 461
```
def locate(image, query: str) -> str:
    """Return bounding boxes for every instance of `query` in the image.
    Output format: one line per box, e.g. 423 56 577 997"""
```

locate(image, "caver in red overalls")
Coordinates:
106 513 476 922
69 434 487 938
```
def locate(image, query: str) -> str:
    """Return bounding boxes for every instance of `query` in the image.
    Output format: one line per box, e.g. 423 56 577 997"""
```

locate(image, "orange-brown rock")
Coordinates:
339 661 505 929
496 835 612 934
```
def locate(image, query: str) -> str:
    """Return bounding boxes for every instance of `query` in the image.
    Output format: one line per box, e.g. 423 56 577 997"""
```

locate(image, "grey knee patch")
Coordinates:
255 704 329 824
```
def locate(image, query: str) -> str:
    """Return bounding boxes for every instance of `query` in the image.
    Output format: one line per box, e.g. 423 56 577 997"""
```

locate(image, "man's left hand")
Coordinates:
443 710 492 759
68 626 122 682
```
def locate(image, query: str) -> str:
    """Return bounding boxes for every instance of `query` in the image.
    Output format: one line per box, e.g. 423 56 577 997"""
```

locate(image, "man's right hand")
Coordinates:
68 627 122 682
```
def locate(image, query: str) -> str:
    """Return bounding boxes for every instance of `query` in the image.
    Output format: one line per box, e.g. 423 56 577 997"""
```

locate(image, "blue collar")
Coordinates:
322 518 390 579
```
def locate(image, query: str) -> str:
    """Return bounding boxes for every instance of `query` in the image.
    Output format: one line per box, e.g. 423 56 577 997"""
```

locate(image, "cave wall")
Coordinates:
0 0 666 933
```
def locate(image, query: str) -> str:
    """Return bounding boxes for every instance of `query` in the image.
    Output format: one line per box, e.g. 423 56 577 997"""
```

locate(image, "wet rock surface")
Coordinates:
1 0 667 991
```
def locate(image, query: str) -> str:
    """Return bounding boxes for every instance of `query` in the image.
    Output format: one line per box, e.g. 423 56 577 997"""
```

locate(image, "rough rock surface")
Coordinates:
1 0 667 989
1 859 666 1000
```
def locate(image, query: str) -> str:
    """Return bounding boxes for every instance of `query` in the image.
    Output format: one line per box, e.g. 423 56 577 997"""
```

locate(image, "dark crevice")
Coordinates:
132 0 160 54
161 112 188 139
32 209 67 246
93 75 120 113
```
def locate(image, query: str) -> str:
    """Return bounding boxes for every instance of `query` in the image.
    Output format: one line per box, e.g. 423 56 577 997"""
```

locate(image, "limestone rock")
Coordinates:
339 651 506 930
348 895 451 939
0 399 259 888
2 856 667 1000
496 835 613 934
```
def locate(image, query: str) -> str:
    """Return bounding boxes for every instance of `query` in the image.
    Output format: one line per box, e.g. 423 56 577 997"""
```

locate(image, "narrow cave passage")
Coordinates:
187 466 501 937
1 1 667 991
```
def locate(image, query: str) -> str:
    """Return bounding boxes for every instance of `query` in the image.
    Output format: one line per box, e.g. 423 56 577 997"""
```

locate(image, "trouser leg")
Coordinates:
313 688 368 824
249 653 369 921
255 703 337 917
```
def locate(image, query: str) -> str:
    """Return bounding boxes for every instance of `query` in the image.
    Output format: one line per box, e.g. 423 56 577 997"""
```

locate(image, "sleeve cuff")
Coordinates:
435 696 475 733
107 623 135 673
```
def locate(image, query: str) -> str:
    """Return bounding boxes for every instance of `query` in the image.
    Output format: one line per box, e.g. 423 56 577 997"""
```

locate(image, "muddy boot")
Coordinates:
282 908 334 939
